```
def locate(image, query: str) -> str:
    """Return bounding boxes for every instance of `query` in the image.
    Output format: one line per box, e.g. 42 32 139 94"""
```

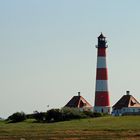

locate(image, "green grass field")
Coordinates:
0 116 140 140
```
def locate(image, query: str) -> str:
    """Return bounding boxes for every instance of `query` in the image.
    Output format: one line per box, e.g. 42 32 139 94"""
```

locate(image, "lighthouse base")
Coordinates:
94 106 110 114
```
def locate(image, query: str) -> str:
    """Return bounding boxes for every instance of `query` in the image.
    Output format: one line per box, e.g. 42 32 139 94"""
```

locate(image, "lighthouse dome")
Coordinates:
98 33 106 39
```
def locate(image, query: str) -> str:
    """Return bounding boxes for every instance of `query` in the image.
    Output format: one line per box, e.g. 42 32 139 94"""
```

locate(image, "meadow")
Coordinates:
0 116 140 140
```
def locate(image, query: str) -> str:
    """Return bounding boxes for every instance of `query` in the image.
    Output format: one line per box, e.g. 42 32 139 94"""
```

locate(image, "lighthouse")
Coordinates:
94 33 110 114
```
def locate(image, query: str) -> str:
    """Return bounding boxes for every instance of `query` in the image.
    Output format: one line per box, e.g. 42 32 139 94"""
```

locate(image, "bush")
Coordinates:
26 113 34 119
33 111 47 122
83 111 103 118
47 109 62 122
83 110 95 117
8 112 26 123
61 107 86 120
32 108 104 123
92 112 103 117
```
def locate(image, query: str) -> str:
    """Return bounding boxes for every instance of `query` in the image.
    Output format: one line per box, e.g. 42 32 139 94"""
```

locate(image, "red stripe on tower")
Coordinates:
98 48 106 56
94 33 110 114
96 68 108 80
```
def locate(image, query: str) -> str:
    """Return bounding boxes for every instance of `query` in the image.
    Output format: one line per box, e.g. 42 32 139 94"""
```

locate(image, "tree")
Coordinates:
8 112 26 123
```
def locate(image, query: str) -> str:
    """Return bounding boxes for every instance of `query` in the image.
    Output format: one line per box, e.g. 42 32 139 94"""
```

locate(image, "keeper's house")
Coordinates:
112 91 140 116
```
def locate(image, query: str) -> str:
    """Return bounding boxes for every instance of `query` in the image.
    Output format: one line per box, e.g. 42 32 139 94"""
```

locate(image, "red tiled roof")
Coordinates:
113 95 140 110
65 96 92 108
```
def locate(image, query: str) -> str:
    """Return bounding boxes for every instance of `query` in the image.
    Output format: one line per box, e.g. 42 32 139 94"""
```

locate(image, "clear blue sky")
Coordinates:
0 0 140 118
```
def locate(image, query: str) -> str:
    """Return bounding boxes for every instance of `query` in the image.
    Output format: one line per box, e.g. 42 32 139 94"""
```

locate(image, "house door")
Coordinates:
101 108 103 113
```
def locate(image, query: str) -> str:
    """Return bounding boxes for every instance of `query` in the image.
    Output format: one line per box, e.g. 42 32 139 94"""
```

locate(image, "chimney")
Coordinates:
126 91 130 95
78 92 80 96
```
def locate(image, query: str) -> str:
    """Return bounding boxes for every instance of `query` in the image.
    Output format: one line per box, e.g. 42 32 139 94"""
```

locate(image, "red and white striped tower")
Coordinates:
94 33 110 114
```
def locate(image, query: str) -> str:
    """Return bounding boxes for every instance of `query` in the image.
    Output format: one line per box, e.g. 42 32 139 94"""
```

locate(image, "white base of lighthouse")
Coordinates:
94 106 110 114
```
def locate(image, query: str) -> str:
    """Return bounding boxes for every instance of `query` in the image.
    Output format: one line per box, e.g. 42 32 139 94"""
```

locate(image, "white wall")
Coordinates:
112 107 140 116
94 106 110 114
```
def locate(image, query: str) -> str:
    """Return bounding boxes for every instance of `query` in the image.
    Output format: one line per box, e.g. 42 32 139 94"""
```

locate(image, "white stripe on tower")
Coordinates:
95 80 108 91
97 57 106 68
